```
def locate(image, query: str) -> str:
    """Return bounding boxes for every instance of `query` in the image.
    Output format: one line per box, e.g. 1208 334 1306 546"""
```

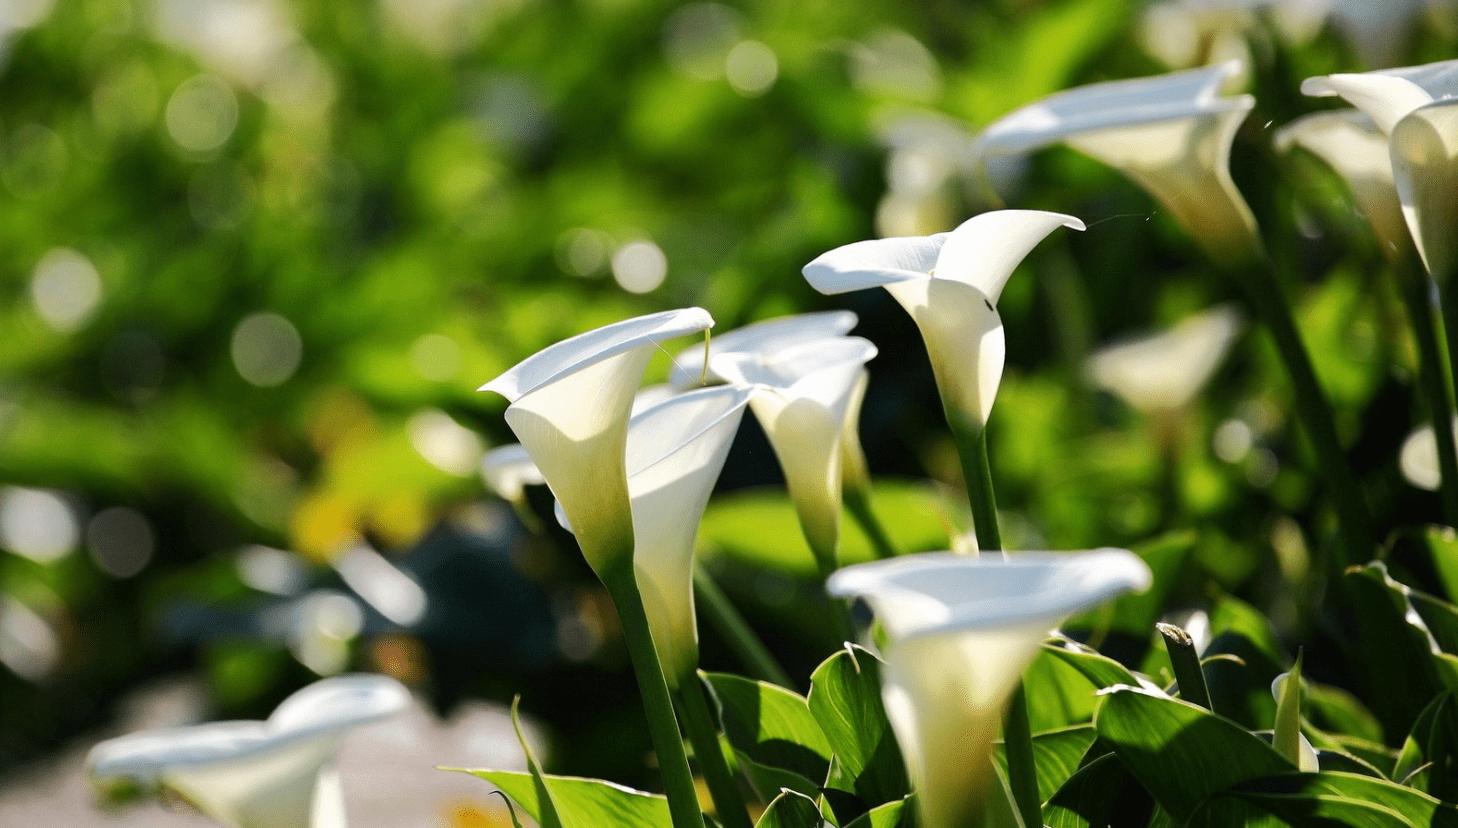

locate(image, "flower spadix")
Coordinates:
479 308 713 574
1085 304 1244 413
711 336 877 571
977 62 1260 264
803 210 1082 432
828 550 1152 828
1303 60 1458 279
87 674 410 828
1276 110 1408 258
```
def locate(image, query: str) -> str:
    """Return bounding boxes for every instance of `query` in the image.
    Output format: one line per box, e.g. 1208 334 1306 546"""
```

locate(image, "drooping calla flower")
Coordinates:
667 310 859 390
479 308 714 575
803 210 1082 433
1399 416 1458 491
1085 304 1244 414
710 336 877 572
87 674 410 828
828 550 1153 828
976 62 1260 265
1302 60 1458 279
1275 110 1409 258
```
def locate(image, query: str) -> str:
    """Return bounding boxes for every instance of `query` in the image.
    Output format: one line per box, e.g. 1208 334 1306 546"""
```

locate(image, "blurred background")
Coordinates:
2 0 1456 824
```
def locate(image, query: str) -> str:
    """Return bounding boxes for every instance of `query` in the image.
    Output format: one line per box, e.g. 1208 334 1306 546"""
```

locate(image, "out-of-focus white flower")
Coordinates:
87 675 410 828
1303 60 1458 279
711 337 877 571
1400 416 1458 491
828 550 1152 828
803 210 1082 432
1138 0 1329 72
1085 304 1244 413
480 444 545 507
480 308 714 575
977 62 1259 264
1276 110 1408 258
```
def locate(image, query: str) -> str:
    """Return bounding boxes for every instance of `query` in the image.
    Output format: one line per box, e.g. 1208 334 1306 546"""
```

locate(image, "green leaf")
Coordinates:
1203 594 1289 730
754 789 824 828
1393 691 1458 798
1040 639 1145 690
1022 644 1103 731
842 797 913 828
1272 653 1305 769
1347 563 1455 732
1064 530 1195 664
449 770 670 828
704 672 832 796
1043 754 1151 828
1204 771 1458 828
992 725 1098 803
807 645 909 808
1093 686 1294 823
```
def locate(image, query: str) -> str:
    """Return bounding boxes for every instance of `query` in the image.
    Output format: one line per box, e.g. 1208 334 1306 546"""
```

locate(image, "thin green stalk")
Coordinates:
693 564 794 689
600 565 705 828
1156 622 1213 712
843 482 898 560
1223 258 1375 571
1001 684 1042 828
1400 261 1458 525
675 676 752 828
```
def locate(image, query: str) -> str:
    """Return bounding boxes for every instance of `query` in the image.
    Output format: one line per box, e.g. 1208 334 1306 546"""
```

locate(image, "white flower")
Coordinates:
479 308 714 574
803 210 1082 432
1084 304 1244 413
1302 59 1458 279
1138 0 1329 72
710 337 877 570
828 550 1152 828
87 674 410 828
1399 416 1458 491
976 62 1259 264
1275 110 1408 258
479 444 546 507
668 310 859 390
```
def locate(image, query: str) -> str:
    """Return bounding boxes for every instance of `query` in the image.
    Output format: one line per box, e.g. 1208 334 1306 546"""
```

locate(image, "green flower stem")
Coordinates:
1400 261 1458 525
807 538 861 645
945 409 1040 828
843 482 899 560
1156 622 1213 712
693 564 794 689
674 675 752 828
599 565 705 828
1223 258 1375 571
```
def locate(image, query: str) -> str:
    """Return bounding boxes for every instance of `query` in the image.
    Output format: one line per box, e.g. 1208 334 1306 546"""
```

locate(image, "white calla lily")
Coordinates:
1275 110 1408 258
1138 0 1329 72
803 210 1081 432
977 62 1260 264
669 310 859 390
479 308 714 574
828 550 1152 828
711 336 877 571
1085 304 1244 413
86 674 410 828
480 444 545 507
1302 60 1458 279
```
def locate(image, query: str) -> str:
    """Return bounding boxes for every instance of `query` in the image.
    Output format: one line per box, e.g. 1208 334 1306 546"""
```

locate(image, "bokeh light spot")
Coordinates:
165 74 239 154
30 247 102 332
86 507 154 578
410 334 460 382
0 487 79 564
611 239 667 294
725 40 777 97
231 312 303 387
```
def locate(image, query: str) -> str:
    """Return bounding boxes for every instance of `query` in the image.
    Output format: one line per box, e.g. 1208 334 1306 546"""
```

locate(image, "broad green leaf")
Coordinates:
1393 691 1458 799
842 797 913 828
1023 645 1102 730
1204 594 1289 729
1204 771 1458 828
1305 680 1384 744
992 725 1098 803
449 770 669 828
1094 686 1294 823
807 645 909 808
1347 563 1454 732
704 672 832 792
1064 530 1195 664
1383 524 1458 604
1043 754 1151 828
754 789 823 828
1040 639 1145 690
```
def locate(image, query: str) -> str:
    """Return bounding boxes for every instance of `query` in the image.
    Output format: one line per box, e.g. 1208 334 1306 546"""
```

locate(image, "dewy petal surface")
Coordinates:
828 550 1151 828
1392 99 1458 280
623 385 752 682
669 311 858 389
1276 110 1407 256
932 210 1085 303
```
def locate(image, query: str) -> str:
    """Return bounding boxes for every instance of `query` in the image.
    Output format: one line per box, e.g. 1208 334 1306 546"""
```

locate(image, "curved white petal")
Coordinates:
828 550 1151 828
882 278 1005 430
624 385 753 682
802 234 947 295
1085 304 1244 413
933 210 1085 303
710 337 879 404
1301 73 1436 136
839 369 871 492
87 675 409 828
480 444 545 504
1392 100 1458 280
630 383 678 415
1277 110 1407 257
669 311 859 389
977 62 1243 155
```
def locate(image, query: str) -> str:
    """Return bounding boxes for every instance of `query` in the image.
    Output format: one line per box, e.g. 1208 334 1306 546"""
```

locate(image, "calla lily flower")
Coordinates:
976 62 1260 264
479 308 714 574
1275 110 1409 258
828 550 1152 828
87 674 410 828
1302 60 1458 279
1085 304 1244 413
709 336 876 572
480 444 545 509
1137 0 1328 72
667 310 859 390
803 210 1082 432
